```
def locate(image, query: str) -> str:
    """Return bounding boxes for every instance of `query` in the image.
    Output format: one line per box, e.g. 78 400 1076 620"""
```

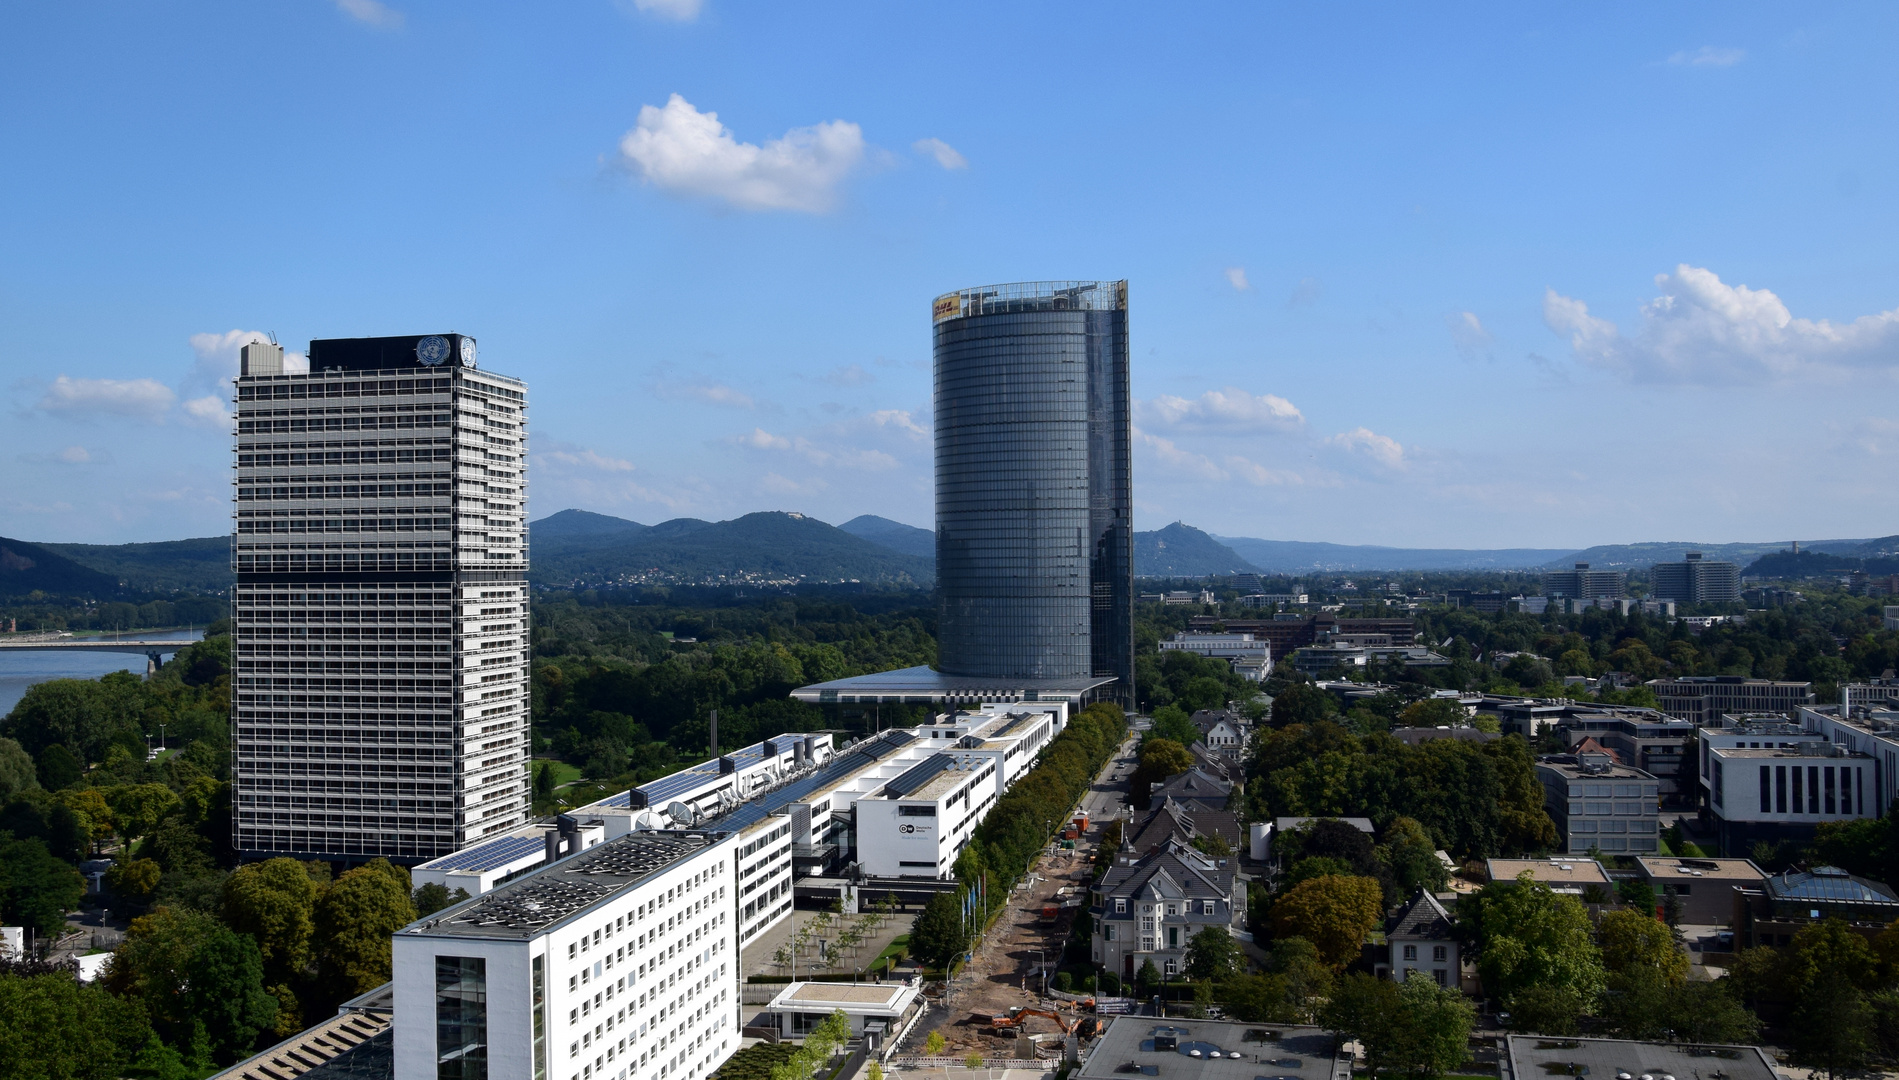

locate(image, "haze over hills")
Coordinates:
526 510 933 586
27 513 1899 593
838 515 935 560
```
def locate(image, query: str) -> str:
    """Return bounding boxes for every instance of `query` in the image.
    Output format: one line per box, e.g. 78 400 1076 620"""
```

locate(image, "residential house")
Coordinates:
1377 889 1464 990
1092 840 1243 980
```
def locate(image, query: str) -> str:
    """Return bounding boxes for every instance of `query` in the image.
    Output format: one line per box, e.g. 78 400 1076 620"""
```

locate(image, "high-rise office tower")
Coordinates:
231 334 530 864
1650 551 1742 604
931 281 1134 706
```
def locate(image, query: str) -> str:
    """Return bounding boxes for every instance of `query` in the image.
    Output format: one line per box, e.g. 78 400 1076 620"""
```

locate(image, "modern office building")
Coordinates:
1542 562 1627 600
932 280 1134 705
792 281 1134 709
1535 751 1661 855
1647 676 1815 724
231 334 530 863
1650 552 1742 604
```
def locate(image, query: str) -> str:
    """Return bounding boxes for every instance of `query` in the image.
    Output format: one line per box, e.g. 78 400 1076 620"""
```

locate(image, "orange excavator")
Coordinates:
990 1007 1069 1032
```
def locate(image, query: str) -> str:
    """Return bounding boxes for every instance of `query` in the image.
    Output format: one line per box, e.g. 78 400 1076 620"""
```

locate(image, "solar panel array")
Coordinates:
882 753 954 799
442 832 712 933
426 833 546 873
702 727 919 833
638 764 722 805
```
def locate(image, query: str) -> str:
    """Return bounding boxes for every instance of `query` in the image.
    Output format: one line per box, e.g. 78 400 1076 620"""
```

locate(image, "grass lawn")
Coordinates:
533 760 583 789
871 934 910 968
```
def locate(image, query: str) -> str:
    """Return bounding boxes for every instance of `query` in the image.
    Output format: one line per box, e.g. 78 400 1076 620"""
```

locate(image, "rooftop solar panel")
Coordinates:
883 754 954 799
425 833 546 873
637 764 721 804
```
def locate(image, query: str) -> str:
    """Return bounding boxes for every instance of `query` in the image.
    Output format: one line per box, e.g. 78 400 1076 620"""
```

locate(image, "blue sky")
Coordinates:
5 2 1898 549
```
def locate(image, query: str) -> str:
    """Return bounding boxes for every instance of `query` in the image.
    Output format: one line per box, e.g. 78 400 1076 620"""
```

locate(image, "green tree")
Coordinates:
0 968 160 1080
105 858 162 905
1463 872 1605 1011
1597 909 1687 985
36 745 83 791
1184 926 1242 980
1323 972 1472 1080
1378 817 1448 895
1504 984 1584 1035
0 737 38 796
1218 972 1298 1023
185 927 279 1062
1271 875 1384 968
1269 681 1335 728
413 882 471 918
1664 980 1759 1044
0 836 85 936
103 783 180 848
1267 936 1334 1021
1149 705 1200 747
908 891 965 969
1130 737 1194 809
924 1031 946 1056
315 859 417 995
1136 957 1162 995
1793 976 1873 1080
221 857 319 985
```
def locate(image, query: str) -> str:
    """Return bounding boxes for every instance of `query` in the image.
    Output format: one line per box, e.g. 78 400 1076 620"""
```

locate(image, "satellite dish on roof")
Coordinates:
667 801 693 827
634 812 654 832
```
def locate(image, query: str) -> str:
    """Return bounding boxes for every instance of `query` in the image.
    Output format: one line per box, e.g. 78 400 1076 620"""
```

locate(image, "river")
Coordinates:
0 628 207 718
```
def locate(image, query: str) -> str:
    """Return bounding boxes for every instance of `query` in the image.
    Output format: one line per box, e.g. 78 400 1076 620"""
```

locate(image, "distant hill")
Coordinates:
0 536 125 599
530 509 649 561
1136 523 1259 577
41 536 231 594
1544 539 1875 571
839 515 935 560
1213 535 1573 573
1744 548 1899 579
528 511 932 586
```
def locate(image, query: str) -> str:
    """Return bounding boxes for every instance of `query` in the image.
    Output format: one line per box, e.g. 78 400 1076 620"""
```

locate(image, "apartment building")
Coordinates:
1650 552 1742 604
1535 752 1661 855
230 334 530 863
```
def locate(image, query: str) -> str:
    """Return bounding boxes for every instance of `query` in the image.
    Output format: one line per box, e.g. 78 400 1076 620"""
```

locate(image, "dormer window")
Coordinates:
1114 899 1127 913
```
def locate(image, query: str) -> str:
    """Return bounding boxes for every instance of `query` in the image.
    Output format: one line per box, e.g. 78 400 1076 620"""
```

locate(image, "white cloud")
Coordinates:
653 377 756 409
1668 46 1745 67
1545 265 1899 383
1136 430 1227 482
739 427 897 470
189 329 306 385
334 0 404 29
912 137 967 170
624 0 702 21
37 376 176 419
742 428 792 451
1223 455 1303 486
1138 387 1305 433
1447 310 1493 358
180 396 230 427
539 448 636 472
759 472 825 496
865 409 928 438
1328 427 1406 468
1225 267 1251 292
618 94 865 213
57 445 92 464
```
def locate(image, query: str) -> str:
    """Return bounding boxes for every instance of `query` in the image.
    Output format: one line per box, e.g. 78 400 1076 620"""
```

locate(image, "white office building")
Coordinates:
231 334 530 863
1156 632 1271 681
394 829 739 1080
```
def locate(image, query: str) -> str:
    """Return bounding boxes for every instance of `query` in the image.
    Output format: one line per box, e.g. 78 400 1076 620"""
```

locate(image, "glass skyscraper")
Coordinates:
931 281 1134 706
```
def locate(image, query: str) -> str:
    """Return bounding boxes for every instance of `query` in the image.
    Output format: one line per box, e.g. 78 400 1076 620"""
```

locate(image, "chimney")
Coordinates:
709 709 718 756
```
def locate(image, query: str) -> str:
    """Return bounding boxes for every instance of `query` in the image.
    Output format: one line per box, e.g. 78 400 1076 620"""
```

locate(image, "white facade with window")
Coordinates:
395 829 740 1080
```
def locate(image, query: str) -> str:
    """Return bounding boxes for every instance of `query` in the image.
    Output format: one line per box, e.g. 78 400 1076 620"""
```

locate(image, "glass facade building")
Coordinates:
931 281 1134 705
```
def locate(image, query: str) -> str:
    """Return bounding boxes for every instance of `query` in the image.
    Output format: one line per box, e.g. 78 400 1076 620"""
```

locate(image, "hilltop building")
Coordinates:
1650 552 1742 604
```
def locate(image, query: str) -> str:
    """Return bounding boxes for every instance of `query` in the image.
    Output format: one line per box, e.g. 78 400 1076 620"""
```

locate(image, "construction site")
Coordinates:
900 733 1139 1061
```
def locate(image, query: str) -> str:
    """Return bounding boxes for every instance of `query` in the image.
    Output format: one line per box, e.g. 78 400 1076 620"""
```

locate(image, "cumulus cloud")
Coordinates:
180 396 230 427
1138 388 1305 433
189 329 307 386
821 364 874 387
1225 267 1251 292
618 94 865 212
334 0 404 29
1668 46 1744 67
912 138 967 170
738 427 897 470
1544 264 1899 383
1328 427 1406 467
1447 310 1494 361
18 445 105 466
1137 430 1226 482
865 409 928 438
623 0 702 20
37 376 176 419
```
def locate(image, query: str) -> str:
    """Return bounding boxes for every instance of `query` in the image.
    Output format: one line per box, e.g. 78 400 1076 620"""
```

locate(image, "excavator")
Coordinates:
990 1007 1070 1032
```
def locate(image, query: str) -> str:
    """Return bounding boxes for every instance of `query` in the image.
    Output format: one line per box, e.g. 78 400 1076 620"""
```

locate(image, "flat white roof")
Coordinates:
767 981 918 1013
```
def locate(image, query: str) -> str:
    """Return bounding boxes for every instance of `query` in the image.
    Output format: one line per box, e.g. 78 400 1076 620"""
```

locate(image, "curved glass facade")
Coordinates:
932 281 1133 704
